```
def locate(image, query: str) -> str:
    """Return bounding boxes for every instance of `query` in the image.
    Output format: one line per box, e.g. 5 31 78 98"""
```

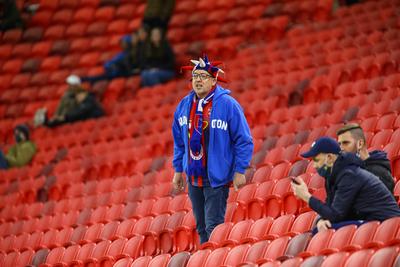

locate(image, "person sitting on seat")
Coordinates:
291 137 400 234
81 34 141 84
337 123 395 193
140 27 175 87
0 124 37 169
34 75 104 128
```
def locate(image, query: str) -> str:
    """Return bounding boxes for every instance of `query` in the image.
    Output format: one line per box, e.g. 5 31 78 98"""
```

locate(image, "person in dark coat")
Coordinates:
291 137 400 234
81 34 140 84
140 27 175 87
45 90 104 128
337 123 395 193
142 0 175 30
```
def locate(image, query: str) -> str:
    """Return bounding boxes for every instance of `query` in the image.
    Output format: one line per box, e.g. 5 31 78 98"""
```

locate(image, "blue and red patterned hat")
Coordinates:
181 55 227 83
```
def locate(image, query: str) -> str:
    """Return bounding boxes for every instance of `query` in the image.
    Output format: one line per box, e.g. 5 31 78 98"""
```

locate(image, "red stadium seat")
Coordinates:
40 246 65 267
201 222 234 249
221 220 254 247
167 252 190 267
366 217 400 248
343 249 374 267
159 211 186 254
148 253 171 267
203 247 230 267
368 246 400 267
257 236 290 265
131 256 152 267
298 229 334 258
223 244 251 266
320 225 357 255
143 213 170 256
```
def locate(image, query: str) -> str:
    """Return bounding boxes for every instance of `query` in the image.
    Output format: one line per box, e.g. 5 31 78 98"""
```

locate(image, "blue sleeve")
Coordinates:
104 52 125 69
172 106 185 173
309 172 361 223
229 99 254 174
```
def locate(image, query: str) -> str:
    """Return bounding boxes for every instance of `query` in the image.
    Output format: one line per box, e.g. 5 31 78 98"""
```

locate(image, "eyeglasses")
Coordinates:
192 73 213 80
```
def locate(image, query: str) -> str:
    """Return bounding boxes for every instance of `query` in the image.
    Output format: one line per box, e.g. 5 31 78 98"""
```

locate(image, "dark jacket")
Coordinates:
65 93 104 123
144 0 175 22
309 152 400 223
143 40 175 71
364 150 395 193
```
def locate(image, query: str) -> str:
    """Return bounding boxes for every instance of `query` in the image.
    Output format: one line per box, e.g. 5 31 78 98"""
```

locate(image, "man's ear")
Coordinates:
357 139 364 150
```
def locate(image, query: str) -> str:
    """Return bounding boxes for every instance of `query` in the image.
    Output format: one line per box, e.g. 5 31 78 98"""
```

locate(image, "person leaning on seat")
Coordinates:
291 136 400 234
336 123 395 193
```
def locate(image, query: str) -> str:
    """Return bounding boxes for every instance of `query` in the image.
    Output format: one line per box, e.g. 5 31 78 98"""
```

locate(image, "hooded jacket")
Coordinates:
309 152 400 223
172 85 253 188
364 150 395 193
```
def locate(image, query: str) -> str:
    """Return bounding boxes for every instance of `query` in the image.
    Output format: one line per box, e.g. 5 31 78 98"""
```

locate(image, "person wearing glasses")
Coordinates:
336 123 395 193
291 137 400 234
172 55 253 244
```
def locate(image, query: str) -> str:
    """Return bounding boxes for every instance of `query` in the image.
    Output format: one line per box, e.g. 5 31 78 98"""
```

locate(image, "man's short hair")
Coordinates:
336 123 366 143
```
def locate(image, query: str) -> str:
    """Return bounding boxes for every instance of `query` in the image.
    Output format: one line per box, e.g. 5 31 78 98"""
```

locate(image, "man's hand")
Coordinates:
233 172 246 191
172 172 185 193
291 177 312 203
316 219 332 232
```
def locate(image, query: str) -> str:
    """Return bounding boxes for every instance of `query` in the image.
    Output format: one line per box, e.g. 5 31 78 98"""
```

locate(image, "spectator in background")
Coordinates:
142 0 175 30
81 35 140 84
337 123 395 193
136 25 150 70
0 0 23 31
291 137 400 234
34 75 104 128
0 125 36 169
141 27 175 87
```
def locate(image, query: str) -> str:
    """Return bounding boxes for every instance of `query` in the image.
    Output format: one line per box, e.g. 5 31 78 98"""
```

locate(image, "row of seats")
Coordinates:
3 218 400 267
115 245 400 267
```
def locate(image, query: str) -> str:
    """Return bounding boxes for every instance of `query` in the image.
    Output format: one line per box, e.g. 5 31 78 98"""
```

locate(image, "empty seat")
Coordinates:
368 246 400 267
343 248 375 267
257 236 290 265
241 217 274 244
40 246 65 266
148 253 171 267
203 247 230 267
97 238 127 266
223 244 251 266
221 220 254 247
142 213 170 256
367 217 400 248
168 251 191 267
131 256 152 267
159 211 186 254
201 222 234 249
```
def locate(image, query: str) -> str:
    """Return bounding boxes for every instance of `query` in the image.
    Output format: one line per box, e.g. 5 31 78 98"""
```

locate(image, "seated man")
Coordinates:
81 34 140 84
140 27 175 87
337 123 395 193
35 75 104 128
291 137 400 234
0 125 37 169
45 87 105 128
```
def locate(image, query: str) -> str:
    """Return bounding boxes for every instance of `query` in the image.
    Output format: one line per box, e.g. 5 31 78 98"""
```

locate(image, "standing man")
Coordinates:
172 55 253 244
336 123 395 193
291 137 400 234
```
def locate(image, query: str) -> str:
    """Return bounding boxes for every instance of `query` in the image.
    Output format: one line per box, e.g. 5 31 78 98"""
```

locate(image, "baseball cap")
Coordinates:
301 136 341 158
66 74 81 86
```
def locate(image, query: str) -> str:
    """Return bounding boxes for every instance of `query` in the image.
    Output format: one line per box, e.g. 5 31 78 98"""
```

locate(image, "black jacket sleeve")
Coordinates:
365 164 395 193
65 94 103 122
309 171 362 223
